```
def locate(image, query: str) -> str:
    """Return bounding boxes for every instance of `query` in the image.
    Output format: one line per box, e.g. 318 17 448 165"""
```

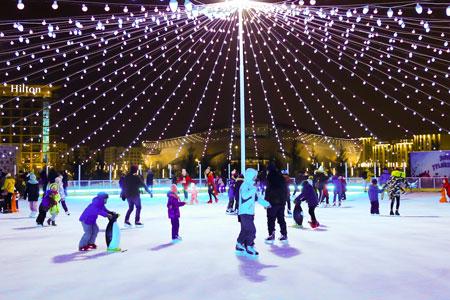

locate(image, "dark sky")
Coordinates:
0 0 449 149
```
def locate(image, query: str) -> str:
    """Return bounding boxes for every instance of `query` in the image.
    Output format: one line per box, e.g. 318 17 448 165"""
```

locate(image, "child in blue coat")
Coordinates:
236 168 271 256
79 192 113 251
368 179 383 215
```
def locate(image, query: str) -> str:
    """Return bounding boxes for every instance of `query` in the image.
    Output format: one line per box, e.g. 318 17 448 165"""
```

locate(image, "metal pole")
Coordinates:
109 165 112 188
228 163 231 179
345 162 348 179
78 165 81 188
199 163 202 185
238 7 246 174
286 163 289 175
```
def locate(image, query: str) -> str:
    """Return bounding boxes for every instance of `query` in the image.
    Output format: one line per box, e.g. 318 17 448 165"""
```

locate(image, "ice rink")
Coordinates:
1 191 449 300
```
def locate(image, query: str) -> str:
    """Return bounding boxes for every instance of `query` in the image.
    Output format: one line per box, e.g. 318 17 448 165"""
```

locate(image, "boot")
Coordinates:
265 232 275 243
135 222 144 227
390 211 394 216
51 220 57 226
395 210 400 216
279 235 288 241
47 218 51 226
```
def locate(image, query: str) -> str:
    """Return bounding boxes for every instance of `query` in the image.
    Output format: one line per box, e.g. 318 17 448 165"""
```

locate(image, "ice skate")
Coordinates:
245 245 259 256
87 244 97 250
207 200 213 204
135 222 144 228
286 210 292 217
36 222 44 227
79 246 89 252
235 242 245 252
395 210 400 216
124 221 132 228
338 201 342 207
65 211 71 216
172 236 182 243
309 221 319 229
291 224 304 229
265 232 275 244
51 221 57 226
279 235 288 242
47 218 51 226
390 211 394 216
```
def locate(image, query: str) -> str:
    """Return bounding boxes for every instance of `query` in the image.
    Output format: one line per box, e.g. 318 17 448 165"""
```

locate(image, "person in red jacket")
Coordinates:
441 178 450 203
177 169 192 202
206 169 218 203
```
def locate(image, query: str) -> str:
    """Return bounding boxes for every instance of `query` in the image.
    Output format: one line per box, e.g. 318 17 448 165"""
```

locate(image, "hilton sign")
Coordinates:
0 84 58 98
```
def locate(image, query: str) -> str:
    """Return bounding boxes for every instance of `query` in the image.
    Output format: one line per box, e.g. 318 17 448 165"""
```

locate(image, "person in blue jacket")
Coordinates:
236 168 271 256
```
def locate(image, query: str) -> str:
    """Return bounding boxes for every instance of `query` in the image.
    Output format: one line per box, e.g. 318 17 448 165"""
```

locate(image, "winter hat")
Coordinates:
170 184 178 193
372 178 378 185
28 173 38 184
97 192 109 199
48 183 59 191
130 165 139 174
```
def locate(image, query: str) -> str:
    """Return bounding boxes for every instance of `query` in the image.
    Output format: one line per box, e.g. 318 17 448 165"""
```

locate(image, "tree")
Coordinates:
335 146 348 175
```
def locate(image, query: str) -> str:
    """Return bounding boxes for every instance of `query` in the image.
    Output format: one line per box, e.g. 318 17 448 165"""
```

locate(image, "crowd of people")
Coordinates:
2 163 447 257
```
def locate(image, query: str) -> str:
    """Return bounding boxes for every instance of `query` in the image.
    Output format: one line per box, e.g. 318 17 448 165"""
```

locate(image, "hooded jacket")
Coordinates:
238 168 270 216
294 180 319 207
79 194 110 225
167 191 186 219
265 171 289 206
54 176 66 198
2 175 15 193
368 184 383 202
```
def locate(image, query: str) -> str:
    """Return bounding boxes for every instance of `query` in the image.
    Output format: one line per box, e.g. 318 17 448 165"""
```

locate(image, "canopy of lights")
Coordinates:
0 0 449 166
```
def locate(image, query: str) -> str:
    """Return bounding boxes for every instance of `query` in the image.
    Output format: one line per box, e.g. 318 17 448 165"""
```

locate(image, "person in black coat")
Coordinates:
23 173 40 218
264 167 289 242
121 165 151 227
146 169 154 198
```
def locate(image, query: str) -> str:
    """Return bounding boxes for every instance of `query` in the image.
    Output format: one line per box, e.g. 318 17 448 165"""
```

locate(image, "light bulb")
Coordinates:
169 0 178 12
52 0 58 10
17 0 24 10
123 6 128 13
387 8 393 17
310 0 316 5
415 3 422 14
104 4 110 12
185 0 193 12
447 6 450 17
82 4 88 12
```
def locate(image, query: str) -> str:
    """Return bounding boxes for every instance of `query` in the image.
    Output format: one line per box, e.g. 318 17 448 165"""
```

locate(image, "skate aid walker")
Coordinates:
106 212 122 252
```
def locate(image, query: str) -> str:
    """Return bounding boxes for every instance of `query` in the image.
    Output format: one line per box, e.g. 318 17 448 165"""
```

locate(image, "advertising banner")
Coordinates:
410 151 450 177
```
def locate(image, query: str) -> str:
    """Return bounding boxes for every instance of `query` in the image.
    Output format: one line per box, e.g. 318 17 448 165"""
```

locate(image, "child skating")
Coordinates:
236 168 271 256
294 179 320 229
368 179 383 215
167 184 186 242
36 183 60 226
79 192 114 251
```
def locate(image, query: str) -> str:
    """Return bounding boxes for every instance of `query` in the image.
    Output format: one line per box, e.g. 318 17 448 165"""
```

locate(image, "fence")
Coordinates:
66 177 447 191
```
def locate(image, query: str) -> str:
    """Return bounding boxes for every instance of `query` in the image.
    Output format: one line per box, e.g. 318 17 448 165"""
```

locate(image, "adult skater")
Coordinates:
206 169 218 203
121 165 151 227
384 170 409 216
313 166 329 205
378 168 391 200
265 166 288 242
177 169 192 202
146 169 154 198
282 170 293 216
226 170 238 214
295 179 320 229
331 175 344 207
235 168 271 256
23 173 39 218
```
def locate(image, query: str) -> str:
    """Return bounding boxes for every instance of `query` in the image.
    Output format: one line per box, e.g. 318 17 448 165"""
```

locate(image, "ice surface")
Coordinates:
1 192 450 300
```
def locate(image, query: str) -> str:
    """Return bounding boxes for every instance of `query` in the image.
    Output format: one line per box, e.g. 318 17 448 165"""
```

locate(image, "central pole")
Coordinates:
238 7 246 175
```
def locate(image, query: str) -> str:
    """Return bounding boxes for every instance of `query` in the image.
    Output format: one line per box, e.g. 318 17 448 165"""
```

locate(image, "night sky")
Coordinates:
0 0 449 150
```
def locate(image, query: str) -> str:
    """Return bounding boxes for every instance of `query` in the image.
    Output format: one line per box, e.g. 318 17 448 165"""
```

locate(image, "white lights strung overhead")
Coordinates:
51 1 58 10
17 0 24 10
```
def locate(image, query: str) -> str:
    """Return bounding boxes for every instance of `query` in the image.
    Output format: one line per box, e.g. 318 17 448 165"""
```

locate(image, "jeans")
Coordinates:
370 201 380 214
125 195 142 223
171 218 180 239
266 204 287 236
308 206 317 223
183 189 188 201
237 214 256 246
60 199 68 212
79 222 99 248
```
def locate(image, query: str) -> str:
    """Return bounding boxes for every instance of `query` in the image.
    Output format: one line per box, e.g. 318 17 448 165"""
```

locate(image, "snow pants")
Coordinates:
237 214 256 246
171 217 180 239
79 222 99 248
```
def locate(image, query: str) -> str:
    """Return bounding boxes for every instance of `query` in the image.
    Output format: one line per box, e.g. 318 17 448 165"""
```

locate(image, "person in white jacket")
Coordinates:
55 176 70 215
236 168 271 256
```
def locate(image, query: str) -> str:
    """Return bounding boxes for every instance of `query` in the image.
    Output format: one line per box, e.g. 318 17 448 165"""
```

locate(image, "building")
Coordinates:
104 146 146 178
142 124 362 177
0 84 62 173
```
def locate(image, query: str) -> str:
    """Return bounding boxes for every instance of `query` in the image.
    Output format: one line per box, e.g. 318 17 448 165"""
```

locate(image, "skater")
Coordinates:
177 169 192 202
146 169 154 198
189 183 199 205
78 192 114 251
440 178 450 203
1 173 15 214
282 170 292 216
293 171 308 196
295 179 320 229
265 167 289 242
332 175 344 207
340 176 347 200
233 173 244 213
39 168 48 193
235 168 271 256
368 179 383 215
384 170 409 216
167 184 186 242
36 183 60 226
55 175 70 215
23 173 39 218
206 169 218 203
313 166 329 206
226 170 237 214
121 165 152 228
378 168 391 200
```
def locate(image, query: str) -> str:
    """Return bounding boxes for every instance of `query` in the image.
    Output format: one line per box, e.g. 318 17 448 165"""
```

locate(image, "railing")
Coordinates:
66 177 447 191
